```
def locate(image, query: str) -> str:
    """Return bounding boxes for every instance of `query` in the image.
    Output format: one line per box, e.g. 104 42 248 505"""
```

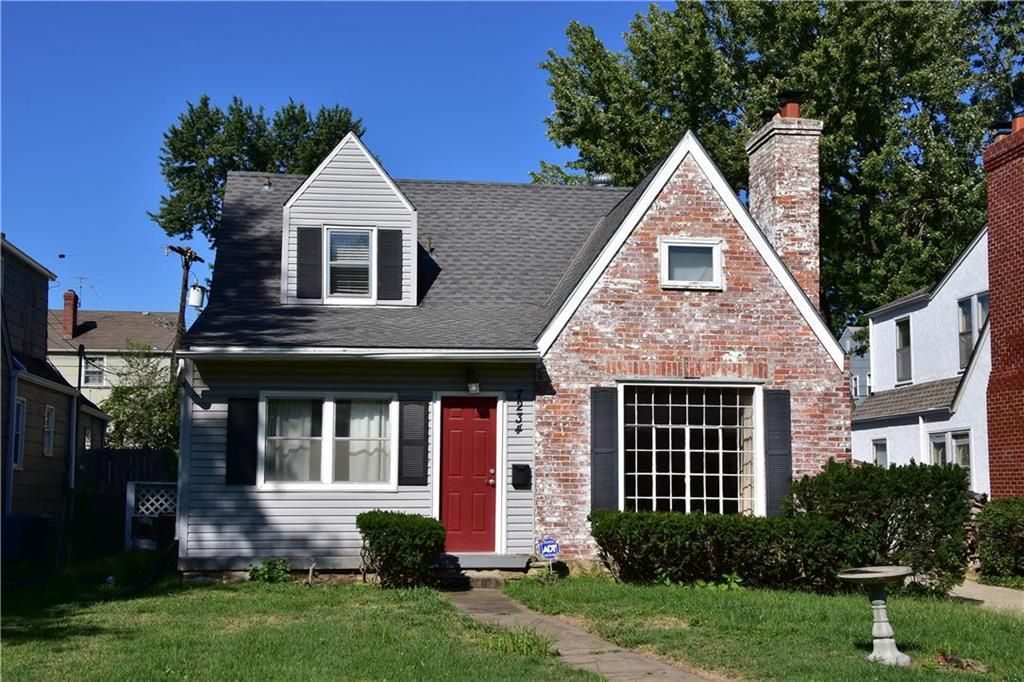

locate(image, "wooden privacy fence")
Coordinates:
75 448 176 556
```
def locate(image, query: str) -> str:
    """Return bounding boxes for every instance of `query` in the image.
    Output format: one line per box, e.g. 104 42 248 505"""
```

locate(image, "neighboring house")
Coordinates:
47 290 176 406
176 97 849 571
2 235 110 554
985 114 1024 498
839 326 870 404
851 228 991 493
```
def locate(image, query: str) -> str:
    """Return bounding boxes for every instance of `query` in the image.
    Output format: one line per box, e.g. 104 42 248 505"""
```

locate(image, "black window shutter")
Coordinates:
296 227 323 299
764 389 793 516
590 387 619 512
377 229 403 301
226 398 258 485
398 400 429 485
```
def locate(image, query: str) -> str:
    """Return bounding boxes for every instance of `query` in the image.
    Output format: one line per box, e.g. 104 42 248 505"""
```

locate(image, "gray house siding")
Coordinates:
179 360 535 569
284 136 417 306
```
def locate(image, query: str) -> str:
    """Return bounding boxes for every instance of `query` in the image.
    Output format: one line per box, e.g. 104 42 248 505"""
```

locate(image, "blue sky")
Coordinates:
2 1 648 314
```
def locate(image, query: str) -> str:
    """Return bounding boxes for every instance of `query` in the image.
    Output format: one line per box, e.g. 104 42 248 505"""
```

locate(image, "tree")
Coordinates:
151 96 365 245
537 1 1022 328
100 343 180 452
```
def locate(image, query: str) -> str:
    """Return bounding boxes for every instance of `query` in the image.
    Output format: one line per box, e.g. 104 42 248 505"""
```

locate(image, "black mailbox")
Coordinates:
511 464 532 490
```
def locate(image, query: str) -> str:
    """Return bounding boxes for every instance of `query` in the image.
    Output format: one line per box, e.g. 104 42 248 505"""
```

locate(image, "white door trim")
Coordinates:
430 391 507 554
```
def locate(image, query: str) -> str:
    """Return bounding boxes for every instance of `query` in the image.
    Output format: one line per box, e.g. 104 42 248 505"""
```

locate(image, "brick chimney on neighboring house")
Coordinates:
985 112 1024 498
62 289 78 338
746 91 824 308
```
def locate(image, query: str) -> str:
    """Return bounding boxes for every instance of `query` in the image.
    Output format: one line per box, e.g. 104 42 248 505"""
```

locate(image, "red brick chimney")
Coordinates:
746 91 824 309
986 113 1024 498
62 289 78 338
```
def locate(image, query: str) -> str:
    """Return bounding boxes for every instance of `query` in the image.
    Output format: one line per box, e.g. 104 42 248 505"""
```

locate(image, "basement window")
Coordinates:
660 238 723 290
622 385 755 514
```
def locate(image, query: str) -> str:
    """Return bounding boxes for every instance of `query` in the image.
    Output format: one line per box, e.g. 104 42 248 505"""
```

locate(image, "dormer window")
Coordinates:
327 228 373 299
660 238 723 290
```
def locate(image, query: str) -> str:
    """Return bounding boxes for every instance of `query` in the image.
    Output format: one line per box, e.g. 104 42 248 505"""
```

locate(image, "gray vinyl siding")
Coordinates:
284 137 416 306
180 360 536 567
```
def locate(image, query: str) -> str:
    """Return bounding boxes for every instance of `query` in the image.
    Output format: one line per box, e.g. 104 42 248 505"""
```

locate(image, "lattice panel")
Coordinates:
135 484 177 516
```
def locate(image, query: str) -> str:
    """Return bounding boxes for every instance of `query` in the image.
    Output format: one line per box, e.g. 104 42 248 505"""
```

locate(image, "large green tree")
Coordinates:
538 1 1022 328
100 343 180 452
151 96 365 245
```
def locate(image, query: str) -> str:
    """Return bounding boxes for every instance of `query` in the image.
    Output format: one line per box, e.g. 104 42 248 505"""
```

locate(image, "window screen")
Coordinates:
328 229 371 297
623 385 755 514
667 245 715 283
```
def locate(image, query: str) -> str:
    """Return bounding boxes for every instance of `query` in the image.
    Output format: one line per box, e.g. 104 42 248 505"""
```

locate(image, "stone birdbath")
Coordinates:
838 565 913 667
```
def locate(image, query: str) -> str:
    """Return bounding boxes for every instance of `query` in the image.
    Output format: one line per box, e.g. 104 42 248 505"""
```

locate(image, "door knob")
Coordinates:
487 479 495 487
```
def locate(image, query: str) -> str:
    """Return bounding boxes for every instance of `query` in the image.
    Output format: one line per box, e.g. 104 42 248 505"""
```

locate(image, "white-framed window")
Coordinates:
851 375 860 398
621 384 756 514
659 238 724 290
895 317 912 383
866 372 872 395
43 405 56 456
13 398 26 469
957 291 990 370
325 227 375 301
82 356 106 386
929 430 971 475
872 439 888 468
257 391 399 491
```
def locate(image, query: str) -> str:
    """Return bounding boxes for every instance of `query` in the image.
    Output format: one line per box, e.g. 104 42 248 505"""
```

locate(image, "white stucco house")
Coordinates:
852 228 990 494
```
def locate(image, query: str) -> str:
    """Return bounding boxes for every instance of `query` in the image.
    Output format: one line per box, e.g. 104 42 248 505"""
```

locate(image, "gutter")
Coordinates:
181 346 541 361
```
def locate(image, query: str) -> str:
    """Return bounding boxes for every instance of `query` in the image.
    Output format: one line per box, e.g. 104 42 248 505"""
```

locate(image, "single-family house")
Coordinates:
2 235 110 559
839 326 870 404
176 96 850 571
851 230 990 492
47 290 177 408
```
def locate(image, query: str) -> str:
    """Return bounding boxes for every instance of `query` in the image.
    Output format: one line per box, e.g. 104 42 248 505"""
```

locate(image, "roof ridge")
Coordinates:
225 169 631 191
48 309 178 316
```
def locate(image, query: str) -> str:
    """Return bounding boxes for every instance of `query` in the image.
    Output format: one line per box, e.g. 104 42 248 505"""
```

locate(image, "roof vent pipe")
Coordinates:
590 173 613 187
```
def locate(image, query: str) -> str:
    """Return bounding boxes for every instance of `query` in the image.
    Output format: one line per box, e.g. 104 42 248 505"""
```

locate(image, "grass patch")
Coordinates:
506 577 1024 681
978 575 1024 590
2 554 595 681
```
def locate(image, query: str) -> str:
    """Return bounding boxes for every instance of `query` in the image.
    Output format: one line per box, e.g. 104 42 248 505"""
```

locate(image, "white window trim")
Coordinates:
927 429 972 468
850 375 860 398
81 356 106 387
43 404 56 457
323 225 377 306
256 390 399 492
872 439 888 468
13 397 26 470
429 391 508 554
615 381 765 516
659 237 724 291
895 316 912 385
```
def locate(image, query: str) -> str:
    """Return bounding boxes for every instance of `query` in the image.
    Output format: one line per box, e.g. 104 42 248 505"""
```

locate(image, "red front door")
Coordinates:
441 396 497 552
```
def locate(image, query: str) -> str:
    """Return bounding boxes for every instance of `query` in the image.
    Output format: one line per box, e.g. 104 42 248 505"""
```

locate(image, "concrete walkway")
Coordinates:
446 589 714 681
951 580 1024 615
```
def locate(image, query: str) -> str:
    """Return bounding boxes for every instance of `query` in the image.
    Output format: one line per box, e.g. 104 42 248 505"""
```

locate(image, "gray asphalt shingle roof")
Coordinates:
186 172 630 349
48 310 178 352
852 377 962 422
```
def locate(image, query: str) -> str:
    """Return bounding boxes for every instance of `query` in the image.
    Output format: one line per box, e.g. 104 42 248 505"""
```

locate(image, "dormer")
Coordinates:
281 133 417 306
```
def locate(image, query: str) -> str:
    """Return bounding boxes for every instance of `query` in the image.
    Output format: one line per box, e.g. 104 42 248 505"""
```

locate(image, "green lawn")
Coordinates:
506 577 1024 681
2 554 594 681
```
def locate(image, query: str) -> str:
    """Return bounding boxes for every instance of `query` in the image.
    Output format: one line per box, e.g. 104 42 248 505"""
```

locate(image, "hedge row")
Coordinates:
592 461 971 593
356 511 446 588
590 511 850 592
977 496 1024 583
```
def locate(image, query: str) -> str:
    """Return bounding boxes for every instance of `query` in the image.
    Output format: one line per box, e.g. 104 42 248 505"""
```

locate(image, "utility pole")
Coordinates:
167 245 205 381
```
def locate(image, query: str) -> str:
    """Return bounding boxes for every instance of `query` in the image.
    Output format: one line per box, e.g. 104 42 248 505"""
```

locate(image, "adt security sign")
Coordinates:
538 536 560 561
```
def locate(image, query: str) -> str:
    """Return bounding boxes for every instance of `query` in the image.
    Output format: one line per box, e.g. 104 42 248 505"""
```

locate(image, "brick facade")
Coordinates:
984 125 1024 497
534 153 850 558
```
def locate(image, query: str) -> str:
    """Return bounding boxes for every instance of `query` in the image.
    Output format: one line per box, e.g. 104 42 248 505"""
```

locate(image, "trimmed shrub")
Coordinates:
786 460 971 593
977 496 1024 583
589 510 849 593
356 511 446 588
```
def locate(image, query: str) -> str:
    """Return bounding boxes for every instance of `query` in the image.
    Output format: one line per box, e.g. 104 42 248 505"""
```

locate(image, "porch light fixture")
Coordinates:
466 368 480 394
